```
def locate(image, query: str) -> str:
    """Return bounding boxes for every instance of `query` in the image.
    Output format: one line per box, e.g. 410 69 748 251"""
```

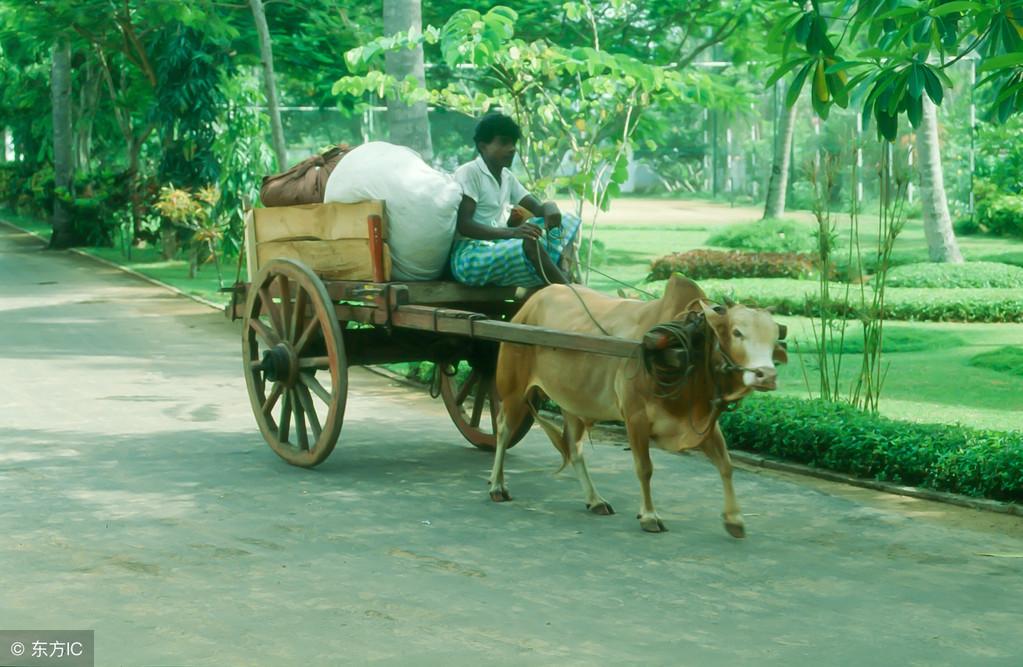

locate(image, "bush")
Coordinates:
720 395 1023 502
979 194 1023 237
647 249 833 281
707 218 818 254
954 217 981 236
968 346 1023 378
647 278 1023 323
883 261 1023 289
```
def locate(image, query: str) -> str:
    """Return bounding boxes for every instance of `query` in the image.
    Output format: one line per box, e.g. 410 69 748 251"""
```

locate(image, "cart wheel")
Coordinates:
242 259 347 467
439 363 534 451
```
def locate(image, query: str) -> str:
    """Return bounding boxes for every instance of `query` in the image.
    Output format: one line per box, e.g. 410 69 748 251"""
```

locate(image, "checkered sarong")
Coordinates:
450 214 582 287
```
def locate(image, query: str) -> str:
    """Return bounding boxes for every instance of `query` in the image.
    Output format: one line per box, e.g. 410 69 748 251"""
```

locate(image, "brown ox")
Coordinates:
490 275 787 536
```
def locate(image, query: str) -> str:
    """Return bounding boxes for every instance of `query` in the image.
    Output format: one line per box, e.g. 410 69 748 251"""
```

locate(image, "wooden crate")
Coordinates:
245 201 391 282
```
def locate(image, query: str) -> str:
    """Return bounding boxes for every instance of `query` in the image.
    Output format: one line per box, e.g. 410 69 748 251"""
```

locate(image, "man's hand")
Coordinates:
506 222 543 240
540 201 561 231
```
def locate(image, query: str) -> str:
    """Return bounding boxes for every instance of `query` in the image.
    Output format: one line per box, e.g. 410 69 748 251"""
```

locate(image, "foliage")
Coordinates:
706 217 818 253
768 0 1023 140
154 184 224 280
720 395 1023 502
884 261 1023 289
975 190 1023 237
968 346 1023 378
791 327 966 355
647 249 826 281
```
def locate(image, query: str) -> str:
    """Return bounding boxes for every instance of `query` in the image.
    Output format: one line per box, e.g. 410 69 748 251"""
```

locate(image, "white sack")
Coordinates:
323 141 460 281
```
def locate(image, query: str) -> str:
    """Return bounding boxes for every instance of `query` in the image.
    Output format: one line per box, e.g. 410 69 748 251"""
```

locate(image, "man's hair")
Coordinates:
473 112 521 146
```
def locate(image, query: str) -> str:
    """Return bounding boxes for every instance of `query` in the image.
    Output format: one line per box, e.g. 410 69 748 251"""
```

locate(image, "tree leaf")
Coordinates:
922 65 944 105
786 61 813 107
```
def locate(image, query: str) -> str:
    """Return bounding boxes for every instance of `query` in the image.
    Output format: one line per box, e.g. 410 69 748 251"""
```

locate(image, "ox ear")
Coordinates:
700 300 727 319
773 340 789 364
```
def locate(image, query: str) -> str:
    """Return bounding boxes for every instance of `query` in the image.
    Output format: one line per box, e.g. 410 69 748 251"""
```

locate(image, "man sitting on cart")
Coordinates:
450 113 582 287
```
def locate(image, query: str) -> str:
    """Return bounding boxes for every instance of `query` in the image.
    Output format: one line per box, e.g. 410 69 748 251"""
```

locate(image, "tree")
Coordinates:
382 0 433 158
49 35 74 248
917 94 963 262
762 86 799 220
249 0 287 169
768 1 1023 260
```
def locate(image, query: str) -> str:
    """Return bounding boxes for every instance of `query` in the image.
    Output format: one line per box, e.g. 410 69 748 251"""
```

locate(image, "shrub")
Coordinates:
646 249 834 281
979 194 1023 237
707 218 818 254
720 395 1023 502
968 346 1023 378
883 261 1023 289
646 278 1023 323
954 217 981 236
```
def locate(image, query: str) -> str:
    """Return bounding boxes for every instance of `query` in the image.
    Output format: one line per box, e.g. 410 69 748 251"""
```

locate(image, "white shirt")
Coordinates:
453 156 529 240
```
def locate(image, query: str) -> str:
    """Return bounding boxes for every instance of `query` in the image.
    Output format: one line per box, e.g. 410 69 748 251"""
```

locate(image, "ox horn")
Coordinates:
722 296 736 308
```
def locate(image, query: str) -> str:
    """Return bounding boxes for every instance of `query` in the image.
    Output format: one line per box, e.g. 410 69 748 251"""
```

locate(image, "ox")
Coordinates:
489 274 787 536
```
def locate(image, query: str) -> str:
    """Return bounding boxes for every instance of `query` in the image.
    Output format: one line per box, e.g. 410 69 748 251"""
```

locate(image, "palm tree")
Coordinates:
249 0 288 169
916 96 963 263
383 0 433 159
50 36 74 248
763 87 798 220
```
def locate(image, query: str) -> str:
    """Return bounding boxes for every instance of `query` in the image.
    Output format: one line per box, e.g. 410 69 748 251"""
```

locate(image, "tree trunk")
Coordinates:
916 96 963 263
383 0 433 159
249 0 288 169
762 93 798 220
50 37 75 249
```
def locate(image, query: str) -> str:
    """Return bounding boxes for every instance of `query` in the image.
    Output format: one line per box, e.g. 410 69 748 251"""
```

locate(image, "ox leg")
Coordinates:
700 426 745 538
564 415 614 516
627 419 666 533
489 397 530 502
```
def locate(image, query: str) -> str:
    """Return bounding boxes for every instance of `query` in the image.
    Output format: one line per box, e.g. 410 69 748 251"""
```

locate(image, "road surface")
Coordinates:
2 223 1021 666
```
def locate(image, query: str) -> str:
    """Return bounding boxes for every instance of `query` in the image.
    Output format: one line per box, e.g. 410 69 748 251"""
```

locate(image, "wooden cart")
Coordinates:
228 201 640 467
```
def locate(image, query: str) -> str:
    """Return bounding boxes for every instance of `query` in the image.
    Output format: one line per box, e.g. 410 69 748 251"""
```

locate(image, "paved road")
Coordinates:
2 223 1022 667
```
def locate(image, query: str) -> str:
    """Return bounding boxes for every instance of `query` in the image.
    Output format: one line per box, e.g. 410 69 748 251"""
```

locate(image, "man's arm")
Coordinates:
457 195 541 241
518 194 562 230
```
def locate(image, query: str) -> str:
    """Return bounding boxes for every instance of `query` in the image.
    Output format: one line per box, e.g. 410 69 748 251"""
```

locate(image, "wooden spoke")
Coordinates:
278 274 293 341
294 316 319 355
298 356 330 370
455 369 478 406
292 389 309 451
279 390 292 445
291 287 307 343
250 317 280 348
296 385 322 441
301 372 332 405
470 385 486 427
259 286 286 336
262 381 284 416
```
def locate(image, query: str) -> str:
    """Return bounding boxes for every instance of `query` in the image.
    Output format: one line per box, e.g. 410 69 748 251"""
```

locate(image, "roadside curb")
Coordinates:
364 365 1022 518
10 218 1019 518
1 219 227 312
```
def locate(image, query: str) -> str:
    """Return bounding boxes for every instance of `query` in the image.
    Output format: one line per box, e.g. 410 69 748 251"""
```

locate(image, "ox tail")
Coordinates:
526 391 572 474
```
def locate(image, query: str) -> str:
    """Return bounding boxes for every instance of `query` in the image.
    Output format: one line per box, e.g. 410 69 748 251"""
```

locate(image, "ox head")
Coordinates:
698 299 787 393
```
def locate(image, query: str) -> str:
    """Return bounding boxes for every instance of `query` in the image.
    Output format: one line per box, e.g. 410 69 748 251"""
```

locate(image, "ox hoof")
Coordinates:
637 514 668 533
489 488 512 502
724 519 746 539
587 501 615 516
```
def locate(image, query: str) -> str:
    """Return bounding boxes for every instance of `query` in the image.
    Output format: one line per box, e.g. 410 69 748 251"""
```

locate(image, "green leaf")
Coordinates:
929 1 984 17
907 92 923 128
825 60 870 74
922 66 944 105
765 57 808 88
908 64 924 98
979 52 1023 72
786 61 813 107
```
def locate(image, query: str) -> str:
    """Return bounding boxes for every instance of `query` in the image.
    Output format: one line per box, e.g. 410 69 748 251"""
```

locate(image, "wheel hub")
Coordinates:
259 344 296 385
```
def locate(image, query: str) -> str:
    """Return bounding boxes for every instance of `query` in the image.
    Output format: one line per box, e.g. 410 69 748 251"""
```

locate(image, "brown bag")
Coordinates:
259 143 352 207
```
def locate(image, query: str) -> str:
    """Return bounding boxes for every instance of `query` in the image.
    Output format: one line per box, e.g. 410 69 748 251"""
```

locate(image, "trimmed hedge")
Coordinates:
647 278 1023 323
706 218 819 254
884 261 1023 289
720 396 1023 502
647 249 834 281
